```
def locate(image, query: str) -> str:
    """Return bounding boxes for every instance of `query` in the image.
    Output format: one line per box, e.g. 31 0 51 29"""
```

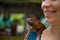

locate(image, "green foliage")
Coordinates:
1 0 42 3
29 0 42 3
0 36 23 40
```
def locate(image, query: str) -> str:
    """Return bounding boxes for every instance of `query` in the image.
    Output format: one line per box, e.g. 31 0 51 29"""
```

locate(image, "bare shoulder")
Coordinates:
42 27 50 34
41 28 50 40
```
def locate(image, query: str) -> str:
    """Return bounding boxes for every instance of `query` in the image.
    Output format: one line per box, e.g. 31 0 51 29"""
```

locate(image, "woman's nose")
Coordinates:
41 1 51 9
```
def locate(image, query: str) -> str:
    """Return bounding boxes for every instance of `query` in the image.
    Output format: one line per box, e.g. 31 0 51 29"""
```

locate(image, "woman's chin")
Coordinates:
45 19 55 24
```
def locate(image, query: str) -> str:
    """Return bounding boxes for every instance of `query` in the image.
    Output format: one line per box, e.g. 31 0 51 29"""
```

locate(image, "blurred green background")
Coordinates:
0 0 50 40
0 0 42 3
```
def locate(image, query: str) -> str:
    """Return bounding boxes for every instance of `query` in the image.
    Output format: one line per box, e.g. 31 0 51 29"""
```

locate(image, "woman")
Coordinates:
41 0 60 40
24 15 46 40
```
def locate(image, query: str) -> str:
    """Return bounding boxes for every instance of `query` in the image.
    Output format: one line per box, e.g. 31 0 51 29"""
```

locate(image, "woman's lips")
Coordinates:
44 11 56 18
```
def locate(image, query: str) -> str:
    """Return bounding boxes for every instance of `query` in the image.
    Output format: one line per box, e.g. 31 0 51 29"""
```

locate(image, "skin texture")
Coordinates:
24 15 46 40
41 0 60 40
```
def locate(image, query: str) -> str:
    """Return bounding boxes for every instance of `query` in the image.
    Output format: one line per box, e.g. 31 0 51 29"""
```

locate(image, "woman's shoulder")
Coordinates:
42 28 49 36
42 27 50 34
41 27 50 40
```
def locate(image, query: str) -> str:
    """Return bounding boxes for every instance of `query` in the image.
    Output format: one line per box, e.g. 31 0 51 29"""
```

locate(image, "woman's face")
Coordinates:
41 0 60 24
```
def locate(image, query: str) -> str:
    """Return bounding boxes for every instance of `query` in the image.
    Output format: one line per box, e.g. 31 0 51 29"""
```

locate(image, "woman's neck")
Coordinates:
50 24 60 35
